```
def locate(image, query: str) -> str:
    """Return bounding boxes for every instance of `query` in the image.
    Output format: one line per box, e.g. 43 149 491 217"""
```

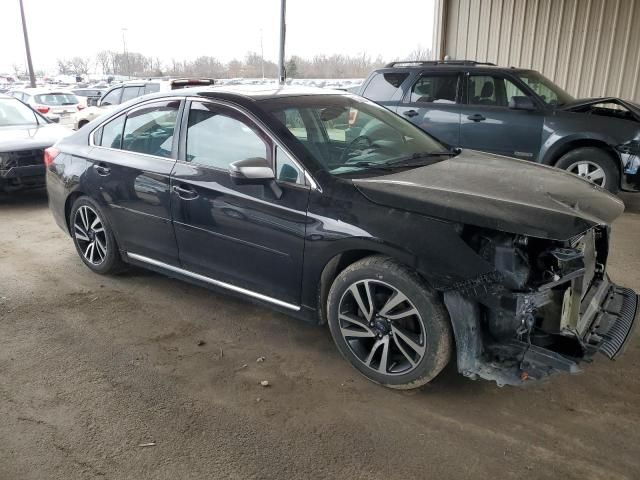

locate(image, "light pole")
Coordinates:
121 27 130 78
18 0 36 87
277 0 286 85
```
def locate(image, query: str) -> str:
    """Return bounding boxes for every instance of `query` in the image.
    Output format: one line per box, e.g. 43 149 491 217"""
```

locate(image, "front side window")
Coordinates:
362 72 409 102
100 88 122 106
262 95 450 178
467 75 527 107
121 101 179 158
186 101 268 170
410 75 458 103
517 71 574 107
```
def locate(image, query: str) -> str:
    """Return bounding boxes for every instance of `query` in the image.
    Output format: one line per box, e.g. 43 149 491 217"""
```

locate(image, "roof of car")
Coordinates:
378 60 531 73
142 84 349 102
10 87 76 94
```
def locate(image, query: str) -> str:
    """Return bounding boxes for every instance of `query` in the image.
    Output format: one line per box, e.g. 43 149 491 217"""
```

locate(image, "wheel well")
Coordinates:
547 139 620 173
64 191 85 234
316 250 381 324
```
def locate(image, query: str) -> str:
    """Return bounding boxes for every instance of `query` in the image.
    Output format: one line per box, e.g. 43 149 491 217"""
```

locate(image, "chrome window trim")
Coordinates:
126 252 300 311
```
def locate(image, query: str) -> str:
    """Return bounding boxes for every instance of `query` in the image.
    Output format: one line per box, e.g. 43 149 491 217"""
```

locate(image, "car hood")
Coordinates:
561 97 640 121
0 123 73 151
353 150 625 241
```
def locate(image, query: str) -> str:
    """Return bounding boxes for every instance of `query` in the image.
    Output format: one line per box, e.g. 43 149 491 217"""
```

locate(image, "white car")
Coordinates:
6 88 82 127
71 78 215 130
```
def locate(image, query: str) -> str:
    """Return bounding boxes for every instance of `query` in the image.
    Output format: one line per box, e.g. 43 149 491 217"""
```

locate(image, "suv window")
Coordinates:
121 86 142 103
121 101 179 158
468 75 527 107
410 75 458 103
144 83 161 94
100 87 122 106
186 101 268 170
363 72 409 101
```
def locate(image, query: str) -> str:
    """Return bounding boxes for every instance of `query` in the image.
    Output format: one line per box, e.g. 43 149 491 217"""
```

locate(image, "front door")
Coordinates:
170 100 310 306
88 99 181 265
395 72 463 147
458 74 544 160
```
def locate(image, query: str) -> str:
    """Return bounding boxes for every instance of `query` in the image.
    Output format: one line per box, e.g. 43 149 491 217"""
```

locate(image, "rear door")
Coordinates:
395 72 463 147
458 73 544 159
170 100 310 306
88 99 182 264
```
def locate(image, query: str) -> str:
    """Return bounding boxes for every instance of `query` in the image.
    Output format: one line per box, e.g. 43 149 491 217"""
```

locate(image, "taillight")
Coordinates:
348 108 358 126
36 105 50 114
44 147 60 167
77 105 85 111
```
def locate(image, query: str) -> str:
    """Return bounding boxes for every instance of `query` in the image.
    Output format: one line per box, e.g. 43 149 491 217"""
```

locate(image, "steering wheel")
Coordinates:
339 135 374 164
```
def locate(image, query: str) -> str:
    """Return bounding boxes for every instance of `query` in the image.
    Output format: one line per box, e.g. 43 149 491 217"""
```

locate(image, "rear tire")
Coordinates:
327 255 452 389
555 147 619 194
69 196 125 275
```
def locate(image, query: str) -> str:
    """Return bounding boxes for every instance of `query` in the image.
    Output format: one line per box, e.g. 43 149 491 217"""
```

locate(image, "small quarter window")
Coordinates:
275 146 305 185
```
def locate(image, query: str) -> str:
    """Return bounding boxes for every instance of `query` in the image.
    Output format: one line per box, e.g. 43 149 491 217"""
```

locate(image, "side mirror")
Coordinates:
509 96 536 111
228 157 282 198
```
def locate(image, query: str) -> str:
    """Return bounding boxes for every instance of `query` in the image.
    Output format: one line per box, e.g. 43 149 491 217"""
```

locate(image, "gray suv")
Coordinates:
358 61 640 193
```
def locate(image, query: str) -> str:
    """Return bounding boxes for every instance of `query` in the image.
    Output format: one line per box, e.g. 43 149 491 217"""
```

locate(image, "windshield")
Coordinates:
0 98 40 126
261 95 452 177
516 71 574 107
34 93 79 106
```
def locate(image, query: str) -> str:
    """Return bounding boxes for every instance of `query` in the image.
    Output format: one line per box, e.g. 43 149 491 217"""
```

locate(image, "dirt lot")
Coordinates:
1 190 639 480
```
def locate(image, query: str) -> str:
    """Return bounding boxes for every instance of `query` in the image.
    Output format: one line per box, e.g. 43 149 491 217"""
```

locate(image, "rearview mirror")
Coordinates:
228 157 282 198
509 96 536 111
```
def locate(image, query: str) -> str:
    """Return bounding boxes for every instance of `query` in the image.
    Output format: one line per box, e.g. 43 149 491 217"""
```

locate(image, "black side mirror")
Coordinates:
509 96 536 111
229 157 282 198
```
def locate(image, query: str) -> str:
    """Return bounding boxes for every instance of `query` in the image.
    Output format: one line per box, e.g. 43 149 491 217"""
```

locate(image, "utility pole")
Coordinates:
277 0 286 85
260 29 265 80
18 0 36 87
121 27 130 78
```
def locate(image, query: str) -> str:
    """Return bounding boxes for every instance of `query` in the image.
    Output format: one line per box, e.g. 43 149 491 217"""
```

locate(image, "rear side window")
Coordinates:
99 114 126 149
410 75 458 104
121 86 143 103
34 93 78 105
144 83 161 94
122 101 179 158
362 72 409 101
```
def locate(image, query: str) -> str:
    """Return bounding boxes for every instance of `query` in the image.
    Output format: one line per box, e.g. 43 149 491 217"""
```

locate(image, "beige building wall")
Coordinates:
434 0 640 102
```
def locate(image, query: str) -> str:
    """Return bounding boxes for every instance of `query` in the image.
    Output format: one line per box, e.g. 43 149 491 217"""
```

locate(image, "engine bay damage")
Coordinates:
443 225 639 386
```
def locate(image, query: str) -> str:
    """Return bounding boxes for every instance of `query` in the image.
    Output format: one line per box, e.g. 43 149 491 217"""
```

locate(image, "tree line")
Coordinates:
54 46 432 79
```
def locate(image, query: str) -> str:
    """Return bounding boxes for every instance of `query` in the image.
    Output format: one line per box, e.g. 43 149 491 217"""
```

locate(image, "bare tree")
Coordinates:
407 45 433 61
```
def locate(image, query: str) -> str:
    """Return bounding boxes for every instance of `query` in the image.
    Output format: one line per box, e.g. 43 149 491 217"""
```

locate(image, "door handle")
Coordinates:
172 184 199 200
403 110 419 118
94 163 111 176
467 113 486 122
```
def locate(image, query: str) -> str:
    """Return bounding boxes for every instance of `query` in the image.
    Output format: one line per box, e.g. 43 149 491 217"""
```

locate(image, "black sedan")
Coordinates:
46 86 639 389
0 95 72 193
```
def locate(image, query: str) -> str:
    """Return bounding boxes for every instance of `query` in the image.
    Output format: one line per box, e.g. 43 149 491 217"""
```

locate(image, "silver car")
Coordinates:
7 88 82 127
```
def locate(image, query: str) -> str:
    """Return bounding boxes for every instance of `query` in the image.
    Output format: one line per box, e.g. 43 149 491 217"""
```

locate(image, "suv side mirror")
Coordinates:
229 157 282 198
509 96 536 111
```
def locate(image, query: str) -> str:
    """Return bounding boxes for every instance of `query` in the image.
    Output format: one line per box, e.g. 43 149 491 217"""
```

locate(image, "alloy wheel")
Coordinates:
567 160 607 188
337 279 426 376
74 205 108 265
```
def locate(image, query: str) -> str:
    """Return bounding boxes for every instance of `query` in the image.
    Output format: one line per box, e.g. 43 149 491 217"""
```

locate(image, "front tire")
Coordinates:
70 196 125 274
555 147 619 193
327 256 453 389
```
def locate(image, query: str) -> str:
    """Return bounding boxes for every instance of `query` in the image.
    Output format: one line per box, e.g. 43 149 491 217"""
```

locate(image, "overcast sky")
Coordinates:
1 0 435 74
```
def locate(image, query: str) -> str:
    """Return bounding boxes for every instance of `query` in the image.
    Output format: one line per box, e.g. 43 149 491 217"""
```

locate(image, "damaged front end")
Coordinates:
444 226 639 386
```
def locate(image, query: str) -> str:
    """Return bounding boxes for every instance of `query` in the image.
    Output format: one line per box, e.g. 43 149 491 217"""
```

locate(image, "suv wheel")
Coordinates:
555 147 619 193
70 196 125 274
327 255 452 389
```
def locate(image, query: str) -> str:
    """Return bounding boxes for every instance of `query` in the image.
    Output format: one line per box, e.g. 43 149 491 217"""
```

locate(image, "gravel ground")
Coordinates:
1 190 639 480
